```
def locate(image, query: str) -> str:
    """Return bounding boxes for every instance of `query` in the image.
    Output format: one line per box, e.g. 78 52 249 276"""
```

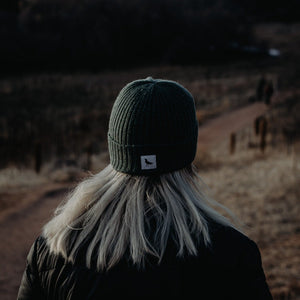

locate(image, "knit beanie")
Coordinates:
108 77 198 175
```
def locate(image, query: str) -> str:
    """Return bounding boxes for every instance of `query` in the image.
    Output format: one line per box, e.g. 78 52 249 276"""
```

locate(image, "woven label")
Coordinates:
141 155 157 170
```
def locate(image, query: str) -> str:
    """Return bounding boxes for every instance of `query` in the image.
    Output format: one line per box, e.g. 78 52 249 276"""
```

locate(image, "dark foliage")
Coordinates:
1 0 295 73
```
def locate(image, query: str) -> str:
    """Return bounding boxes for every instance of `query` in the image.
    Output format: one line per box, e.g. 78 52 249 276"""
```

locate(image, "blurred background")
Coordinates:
0 0 299 299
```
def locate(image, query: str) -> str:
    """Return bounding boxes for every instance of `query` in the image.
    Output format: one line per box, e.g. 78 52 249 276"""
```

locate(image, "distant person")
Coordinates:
17 77 273 299
256 75 266 101
264 80 274 105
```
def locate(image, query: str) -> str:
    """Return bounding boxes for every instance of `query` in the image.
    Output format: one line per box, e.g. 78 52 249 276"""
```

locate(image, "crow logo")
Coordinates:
141 155 157 170
145 158 153 165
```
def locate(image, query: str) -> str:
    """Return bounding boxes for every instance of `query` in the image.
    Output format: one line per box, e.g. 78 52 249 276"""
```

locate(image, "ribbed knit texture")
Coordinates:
108 77 198 175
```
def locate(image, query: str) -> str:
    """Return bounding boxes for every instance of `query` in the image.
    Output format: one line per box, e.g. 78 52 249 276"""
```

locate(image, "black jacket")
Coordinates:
17 224 273 299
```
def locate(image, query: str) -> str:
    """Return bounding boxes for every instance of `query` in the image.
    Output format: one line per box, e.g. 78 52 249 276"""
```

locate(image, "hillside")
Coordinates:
0 21 299 299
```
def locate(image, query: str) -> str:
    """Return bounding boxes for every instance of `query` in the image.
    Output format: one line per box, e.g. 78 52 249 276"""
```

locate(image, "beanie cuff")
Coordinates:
108 134 197 175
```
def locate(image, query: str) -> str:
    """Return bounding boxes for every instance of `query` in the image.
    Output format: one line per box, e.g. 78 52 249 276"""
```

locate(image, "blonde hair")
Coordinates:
43 164 237 270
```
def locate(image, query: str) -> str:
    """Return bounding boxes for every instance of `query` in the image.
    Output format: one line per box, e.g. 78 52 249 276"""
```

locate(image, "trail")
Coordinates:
0 184 72 300
0 100 272 300
197 102 268 150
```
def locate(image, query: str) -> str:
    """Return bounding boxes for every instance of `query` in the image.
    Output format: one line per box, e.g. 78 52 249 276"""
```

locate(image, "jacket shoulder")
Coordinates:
210 223 258 252
30 235 66 273
201 223 262 270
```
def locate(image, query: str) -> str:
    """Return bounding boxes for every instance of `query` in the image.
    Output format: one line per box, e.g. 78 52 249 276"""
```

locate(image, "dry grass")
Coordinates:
0 63 277 170
1 110 299 299
0 168 48 213
0 151 111 213
0 21 299 300
0 167 48 193
196 123 300 299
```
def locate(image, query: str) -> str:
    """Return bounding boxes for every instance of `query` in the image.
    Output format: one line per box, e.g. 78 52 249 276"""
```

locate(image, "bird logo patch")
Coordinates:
141 155 157 170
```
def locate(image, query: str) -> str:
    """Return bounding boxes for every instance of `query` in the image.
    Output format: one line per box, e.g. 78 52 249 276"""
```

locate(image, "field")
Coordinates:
0 63 274 170
198 131 300 299
0 22 300 299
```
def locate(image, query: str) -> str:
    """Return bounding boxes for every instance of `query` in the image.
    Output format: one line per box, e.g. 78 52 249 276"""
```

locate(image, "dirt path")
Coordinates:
197 102 268 150
0 100 273 300
0 184 72 300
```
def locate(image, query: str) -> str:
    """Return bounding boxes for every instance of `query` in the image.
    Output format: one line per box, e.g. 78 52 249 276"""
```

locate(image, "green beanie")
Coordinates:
108 77 198 175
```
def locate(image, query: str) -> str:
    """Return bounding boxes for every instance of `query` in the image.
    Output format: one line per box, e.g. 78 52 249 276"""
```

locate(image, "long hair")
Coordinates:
43 164 237 270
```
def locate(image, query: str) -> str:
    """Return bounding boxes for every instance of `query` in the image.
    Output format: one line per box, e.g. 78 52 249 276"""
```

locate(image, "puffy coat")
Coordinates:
17 223 273 299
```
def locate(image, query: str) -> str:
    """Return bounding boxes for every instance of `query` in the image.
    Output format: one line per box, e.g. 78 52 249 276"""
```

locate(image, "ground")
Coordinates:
0 89 299 299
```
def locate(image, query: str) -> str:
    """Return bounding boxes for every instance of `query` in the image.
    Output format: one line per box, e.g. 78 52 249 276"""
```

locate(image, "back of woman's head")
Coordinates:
108 77 198 175
43 78 236 270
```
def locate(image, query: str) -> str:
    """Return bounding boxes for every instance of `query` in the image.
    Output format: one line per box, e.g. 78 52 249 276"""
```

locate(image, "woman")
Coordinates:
18 77 273 299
